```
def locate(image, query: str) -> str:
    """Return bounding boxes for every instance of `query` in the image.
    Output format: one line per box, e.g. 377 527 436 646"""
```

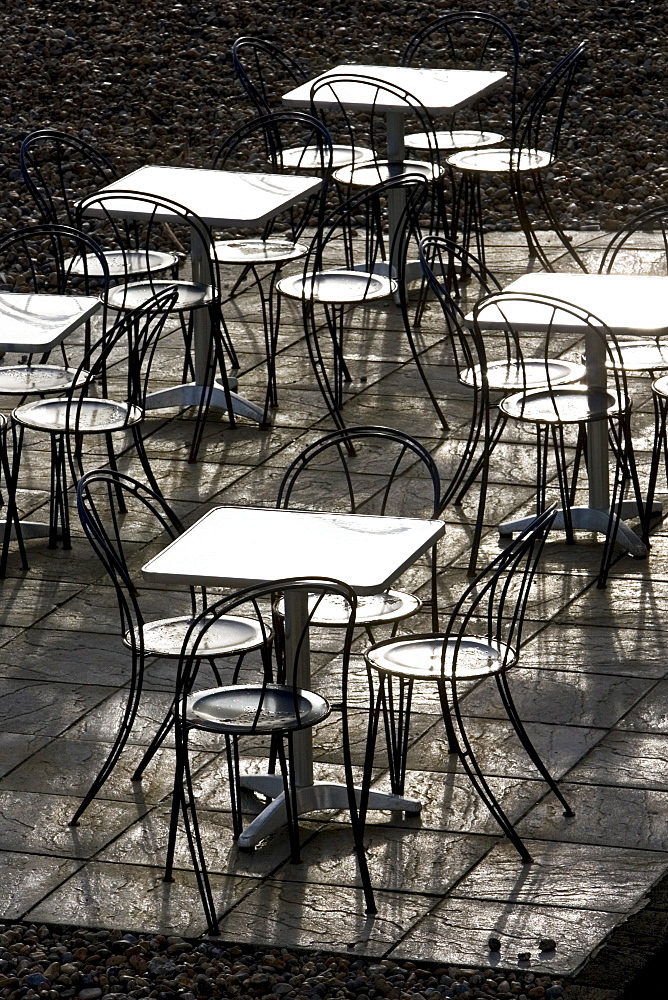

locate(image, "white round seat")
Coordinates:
447 147 552 173
213 238 308 266
277 269 396 304
334 158 443 187
0 364 80 396
126 613 268 658
13 397 142 434
366 633 515 681
67 250 179 278
405 129 505 154
106 279 211 313
500 385 627 425
187 682 330 735
607 340 668 373
282 143 373 171
460 358 586 391
276 588 421 627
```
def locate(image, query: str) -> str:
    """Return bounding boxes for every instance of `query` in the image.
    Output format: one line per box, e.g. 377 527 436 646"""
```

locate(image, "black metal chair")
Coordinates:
447 42 587 271
401 11 520 159
363 505 567 863
72 469 268 827
231 36 372 171
276 426 441 637
0 413 27 578
212 112 333 423
472 290 643 588
166 576 375 934
277 173 429 429
12 286 177 549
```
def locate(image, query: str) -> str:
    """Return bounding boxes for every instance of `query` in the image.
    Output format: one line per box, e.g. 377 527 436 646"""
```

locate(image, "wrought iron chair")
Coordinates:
72 469 268 827
472 290 643 588
401 11 520 159
0 413 27 578
276 426 441 637
166 576 375 934
447 42 587 271
364 505 567 863
418 235 586 574
232 35 372 171
277 173 429 429
12 286 177 549
212 112 333 423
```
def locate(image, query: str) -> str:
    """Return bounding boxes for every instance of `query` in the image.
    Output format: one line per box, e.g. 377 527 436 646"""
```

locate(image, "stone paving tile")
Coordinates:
0 628 131 686
0 731 52 779
615 678 668 733
26 861 259 937
566 730 668 791
0 678 112 737
517 622 668 678
0 577 82 628
0 850 83 921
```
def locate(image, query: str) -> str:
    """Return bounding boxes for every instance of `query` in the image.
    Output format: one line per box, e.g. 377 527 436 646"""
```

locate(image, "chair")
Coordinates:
276 426 441 637
232 36 372 171
72 469 269 827
0 413 27 578
447 43 587 271
20 129 180 282
12 286 178 550
401 12 520 158
364 505 568 863
472 290 643 587
166 576 375 934
418 235 586 573
0 224 110 395
212 112 333 423
277 173 429 429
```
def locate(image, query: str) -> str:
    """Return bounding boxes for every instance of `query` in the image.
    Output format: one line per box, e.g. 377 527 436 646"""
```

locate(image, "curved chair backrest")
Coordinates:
77 468 191 658
514 41 585 162
0 223 110 296
309 73 441 170
232 35 308 116
444 504 557 676
401 11 520 135
599 204 668 275
276 425 441 519
419 234 502 385
21 128 118 226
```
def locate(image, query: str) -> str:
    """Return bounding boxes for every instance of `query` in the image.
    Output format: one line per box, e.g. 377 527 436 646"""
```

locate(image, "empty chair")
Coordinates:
72 469 269 826
363 505 568 863
447 43 587 271
166 577 375 933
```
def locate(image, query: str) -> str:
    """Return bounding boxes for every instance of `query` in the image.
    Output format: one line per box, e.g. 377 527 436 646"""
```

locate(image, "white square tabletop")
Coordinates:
141 505 445 595
470 272 668 336
87 165 322 229
283 64 506 114
0 293 101 353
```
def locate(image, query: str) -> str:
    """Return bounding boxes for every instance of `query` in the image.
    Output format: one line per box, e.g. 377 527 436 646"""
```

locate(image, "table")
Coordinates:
469 272 668 557
0 292 101 542
87 165 322 425
283 64 506 278
142 504 445 848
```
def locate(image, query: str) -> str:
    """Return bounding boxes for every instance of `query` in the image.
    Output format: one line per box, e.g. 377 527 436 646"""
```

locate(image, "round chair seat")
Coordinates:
365 633 515 681
106 279 211 312
13 397 143 434
460 358 585 392
607 340 668 373
333 158 443 187
277 269 396 304
67 250 179 278
405 129 505 153
500 385 626 425
447 147 552 173
283 143 373 171
276 588 421 627
0 364 79 396
653 374 668 398
214 238 308 265
126 613 268 658
187 682 330 735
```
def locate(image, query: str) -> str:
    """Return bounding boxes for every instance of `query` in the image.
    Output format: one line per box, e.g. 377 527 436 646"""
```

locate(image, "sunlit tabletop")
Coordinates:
0 293 101 353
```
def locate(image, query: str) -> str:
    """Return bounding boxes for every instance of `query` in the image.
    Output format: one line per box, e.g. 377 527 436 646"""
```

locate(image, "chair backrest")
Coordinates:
232 36 308 116
444 504 557 675
513 42 585 161
77 468 190 656
276 425 441 519
401 12 520 136
419 233 501 386
0 223 110 296
21 129 118 226
599 205 668 275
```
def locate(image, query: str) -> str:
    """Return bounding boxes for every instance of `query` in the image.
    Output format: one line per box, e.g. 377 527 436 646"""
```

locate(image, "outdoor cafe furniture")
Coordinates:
71 469 269 828
363 505 564 865
447 42 586 272
12 287 177 551
141 504 445 853
78 164 323 451
471 284 646 587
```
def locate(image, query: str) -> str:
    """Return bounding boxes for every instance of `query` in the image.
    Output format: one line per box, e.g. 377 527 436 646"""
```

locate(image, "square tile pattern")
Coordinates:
3 231 668 978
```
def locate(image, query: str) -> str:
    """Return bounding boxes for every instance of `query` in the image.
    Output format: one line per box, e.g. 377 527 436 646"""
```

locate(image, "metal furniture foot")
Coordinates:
143 380 269 424
498 504 652 558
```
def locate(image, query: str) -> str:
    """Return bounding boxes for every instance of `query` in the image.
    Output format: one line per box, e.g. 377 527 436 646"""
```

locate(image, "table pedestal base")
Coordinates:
237 774 421 849
143 379 269 424
498 502 657 558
